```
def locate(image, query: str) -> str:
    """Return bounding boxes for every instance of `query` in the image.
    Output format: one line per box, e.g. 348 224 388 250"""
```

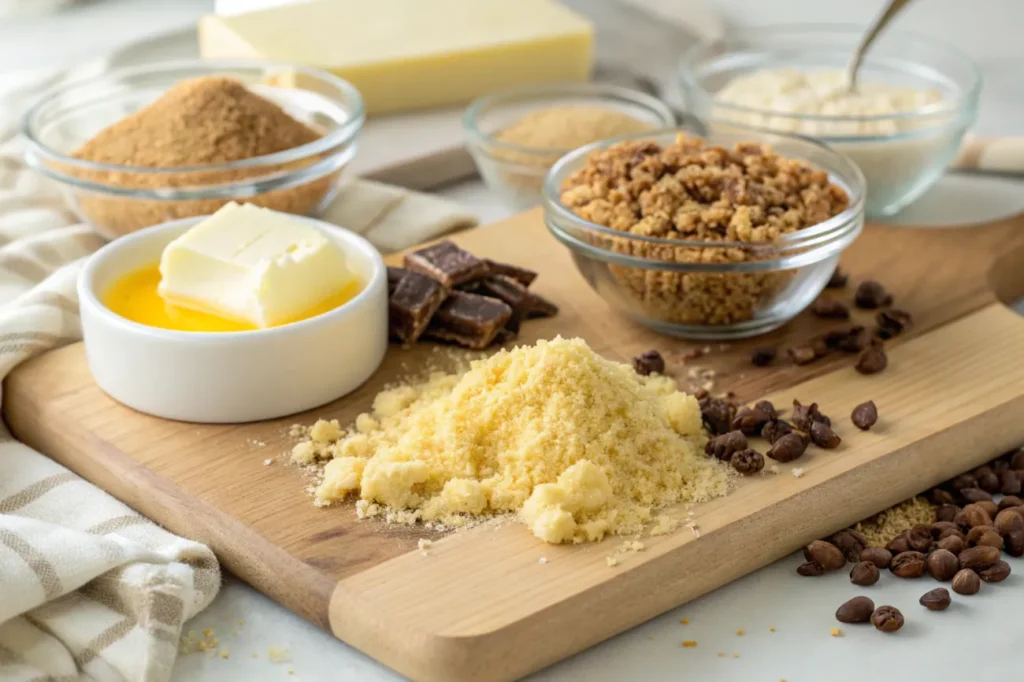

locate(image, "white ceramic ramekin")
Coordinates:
78 215 388 423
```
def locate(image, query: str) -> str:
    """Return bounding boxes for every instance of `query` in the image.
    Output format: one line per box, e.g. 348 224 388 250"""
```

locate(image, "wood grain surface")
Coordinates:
5 208 1024 681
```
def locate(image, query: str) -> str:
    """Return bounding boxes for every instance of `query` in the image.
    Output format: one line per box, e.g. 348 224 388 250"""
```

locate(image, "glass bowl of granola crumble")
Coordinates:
542 129 865 340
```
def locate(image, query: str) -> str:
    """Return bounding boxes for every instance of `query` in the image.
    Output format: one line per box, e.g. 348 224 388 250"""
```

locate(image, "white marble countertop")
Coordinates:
2 1 1023 681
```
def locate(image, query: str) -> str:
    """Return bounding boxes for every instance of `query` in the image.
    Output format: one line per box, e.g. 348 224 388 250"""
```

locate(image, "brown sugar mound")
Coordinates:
73 76 321 168
66 76 337 238
558 134 850 325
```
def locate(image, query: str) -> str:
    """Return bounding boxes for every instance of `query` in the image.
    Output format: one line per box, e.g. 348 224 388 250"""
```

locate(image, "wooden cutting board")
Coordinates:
5 208 1024 682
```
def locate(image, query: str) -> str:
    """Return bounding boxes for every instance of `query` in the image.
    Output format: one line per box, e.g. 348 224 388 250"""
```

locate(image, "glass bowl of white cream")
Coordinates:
678 24 981 218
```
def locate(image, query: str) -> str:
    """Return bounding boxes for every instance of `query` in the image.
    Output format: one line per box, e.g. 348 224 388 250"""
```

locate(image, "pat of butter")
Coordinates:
158 203 354 329
198 0 594 115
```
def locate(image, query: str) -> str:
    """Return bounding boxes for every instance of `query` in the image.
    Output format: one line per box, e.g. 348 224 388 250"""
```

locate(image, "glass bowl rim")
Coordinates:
463 82 677 158
20 58 366 177
678 23 983 124
541 126 866 253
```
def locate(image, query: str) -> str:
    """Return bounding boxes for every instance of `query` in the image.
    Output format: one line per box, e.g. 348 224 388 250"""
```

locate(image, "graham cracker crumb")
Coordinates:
268 646 291 664
831 628 843 637
792 467 805 478
682 641 698 648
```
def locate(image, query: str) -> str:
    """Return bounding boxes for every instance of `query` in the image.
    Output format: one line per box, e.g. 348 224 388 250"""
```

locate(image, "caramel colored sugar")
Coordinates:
855 496 936 547
68 76 333 237
558 133 850 325
297 337 728 544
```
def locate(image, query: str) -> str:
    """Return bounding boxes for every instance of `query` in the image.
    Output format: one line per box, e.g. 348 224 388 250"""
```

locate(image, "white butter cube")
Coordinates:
158 203 354 328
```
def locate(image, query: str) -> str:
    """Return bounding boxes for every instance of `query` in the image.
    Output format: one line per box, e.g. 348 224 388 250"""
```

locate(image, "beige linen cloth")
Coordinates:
0 63 477 682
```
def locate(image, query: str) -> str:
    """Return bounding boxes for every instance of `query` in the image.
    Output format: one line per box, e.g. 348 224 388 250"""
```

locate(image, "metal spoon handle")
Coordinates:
845 0 915 90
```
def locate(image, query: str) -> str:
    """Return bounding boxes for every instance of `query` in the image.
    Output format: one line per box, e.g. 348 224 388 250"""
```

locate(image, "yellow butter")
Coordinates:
198 0 594 115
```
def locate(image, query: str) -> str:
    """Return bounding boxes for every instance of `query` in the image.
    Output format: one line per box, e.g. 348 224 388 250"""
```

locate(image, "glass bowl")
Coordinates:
22 60 365 240
463 83 676 211
542 129 866 340
678 25 980 218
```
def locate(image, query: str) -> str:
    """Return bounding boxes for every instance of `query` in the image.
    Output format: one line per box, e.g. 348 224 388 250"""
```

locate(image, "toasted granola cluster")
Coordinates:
559 134 850 325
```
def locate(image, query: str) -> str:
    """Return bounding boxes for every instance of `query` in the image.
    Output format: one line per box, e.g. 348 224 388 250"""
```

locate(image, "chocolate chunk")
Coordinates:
387 266 407 296
750 346 776 367
875 309 913 339
389 270 448 343
483 259 537 287
472 275 532 310
788 346 817 365
854 280 893 309
810 298 850 319
423 291 512 350
632 349 665 376
525 291 559 318
856 340 888 375
404 241 488 287
826 267 848 289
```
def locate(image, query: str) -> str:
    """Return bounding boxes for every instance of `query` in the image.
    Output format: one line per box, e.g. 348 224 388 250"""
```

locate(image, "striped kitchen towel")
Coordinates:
0 61 222 682
0 58 478 681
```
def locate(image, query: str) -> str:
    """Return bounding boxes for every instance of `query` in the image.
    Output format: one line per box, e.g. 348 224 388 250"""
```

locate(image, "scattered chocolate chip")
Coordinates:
750 346 776 367
979 560 1011 583
935 503 960 523
804 540 846 571
1005 530 1024 557
809 421 842 449
919 588 951 611
788 346 817 365
960 487 993 503
926 549 959 581
826 267 848 289
870 605 904 632
936 536 966 555
831 529 868 563
705 430 747 461
885 533 912 555
700 398 736 436
966 526 1003 550
767 433 808 463
850 561 880 586
851 401 878 430
790 400 829 431
836 325 872 353
854 281 893 309
890 551 926 578
730 449 765 475
999 495 1024 510
951 568 981 595
811 298 850 319
1000 470 1022 496
958 545 1001 570
731 406 772 436
836 596 874 623
632 349 665 376
855 340 888 374
797 561 825 576
761 419 793 444
976 471 1001 494
875 309 912 339
859 547 892 569
754 400 777 420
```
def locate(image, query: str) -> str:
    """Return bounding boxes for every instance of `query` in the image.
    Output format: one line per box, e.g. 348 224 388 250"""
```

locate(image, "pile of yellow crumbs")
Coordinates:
291 337 728 544
855 496 936 546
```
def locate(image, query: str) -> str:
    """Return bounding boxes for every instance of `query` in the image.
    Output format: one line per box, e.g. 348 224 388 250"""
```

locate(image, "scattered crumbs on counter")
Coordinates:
681 641 698 648
417 538 433 556
735 629 744 636
263 458 273 466
268 646 291 664
238 618 245 626
831 627 844 638
621 540 645 553
252 653 259 659
717 652 725 658
680 618 689 625
770 626 777 632
219 650 230 659
606 556 620 568
539 556 548 564
287 670 295 676
767 464 781 475
179 628 220 655
792 467 805 478
733 653 741 659
649 514 678 536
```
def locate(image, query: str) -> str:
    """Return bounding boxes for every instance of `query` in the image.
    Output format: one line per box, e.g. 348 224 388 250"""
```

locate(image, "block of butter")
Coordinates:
198 0 594 115
158 203 354 329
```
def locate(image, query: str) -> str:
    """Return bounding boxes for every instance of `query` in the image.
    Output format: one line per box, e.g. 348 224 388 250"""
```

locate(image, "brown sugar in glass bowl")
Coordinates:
22 60 364 240
542 129 865 340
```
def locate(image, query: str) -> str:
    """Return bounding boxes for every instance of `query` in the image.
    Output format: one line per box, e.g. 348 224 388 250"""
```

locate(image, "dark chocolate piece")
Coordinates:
387 266 407 296
525 292 559 318
388 270 448 343
404 241 488 287
484 259 538 287
424 291 512 350
474 275 533 311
